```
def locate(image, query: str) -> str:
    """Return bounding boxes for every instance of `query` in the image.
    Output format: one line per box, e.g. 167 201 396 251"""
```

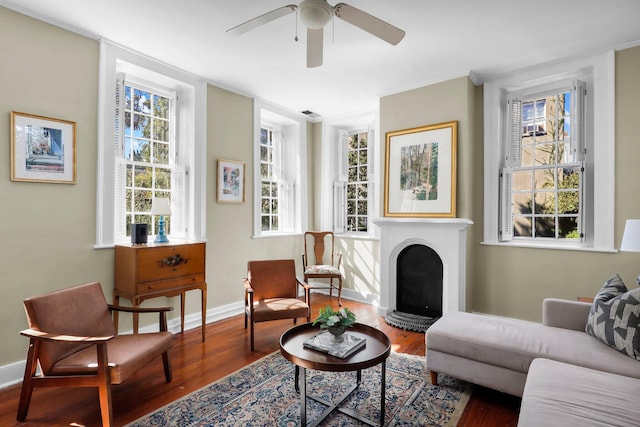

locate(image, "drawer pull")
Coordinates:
160 254 188 268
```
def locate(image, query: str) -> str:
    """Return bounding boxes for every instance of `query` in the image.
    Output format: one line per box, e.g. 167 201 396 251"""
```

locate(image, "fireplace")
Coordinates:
373 217 472 317
396 244 443 318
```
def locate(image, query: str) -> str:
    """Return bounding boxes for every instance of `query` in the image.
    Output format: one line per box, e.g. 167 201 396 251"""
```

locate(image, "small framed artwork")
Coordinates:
384 121 457 218
217 159 245 203
11 111 77 184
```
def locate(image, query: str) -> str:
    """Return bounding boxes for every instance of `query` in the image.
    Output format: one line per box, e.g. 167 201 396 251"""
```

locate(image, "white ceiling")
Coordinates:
2 0 640 119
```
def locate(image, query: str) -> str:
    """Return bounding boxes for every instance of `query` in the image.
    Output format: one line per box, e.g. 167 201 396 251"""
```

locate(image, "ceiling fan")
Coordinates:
226 0 405 68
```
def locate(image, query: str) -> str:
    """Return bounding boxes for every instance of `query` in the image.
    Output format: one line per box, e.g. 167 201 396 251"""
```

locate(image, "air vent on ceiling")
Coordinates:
301 110 321 119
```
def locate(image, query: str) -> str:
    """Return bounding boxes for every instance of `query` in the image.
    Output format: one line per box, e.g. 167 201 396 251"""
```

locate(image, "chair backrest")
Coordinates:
22 282 116 374
304 231 335 266
247 259 297 301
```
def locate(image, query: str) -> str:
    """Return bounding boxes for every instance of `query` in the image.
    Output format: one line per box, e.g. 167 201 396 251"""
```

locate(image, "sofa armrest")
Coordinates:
542 298 592 331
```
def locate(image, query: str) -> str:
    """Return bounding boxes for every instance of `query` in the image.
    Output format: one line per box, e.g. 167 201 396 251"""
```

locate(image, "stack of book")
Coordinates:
303 330 366 359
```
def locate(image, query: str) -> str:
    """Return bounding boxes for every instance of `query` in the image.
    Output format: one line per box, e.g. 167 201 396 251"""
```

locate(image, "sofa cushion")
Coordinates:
585 273 640 360
518 358 640 427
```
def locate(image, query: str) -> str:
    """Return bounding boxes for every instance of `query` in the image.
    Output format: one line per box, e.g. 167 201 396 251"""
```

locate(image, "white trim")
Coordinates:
483 51 615 251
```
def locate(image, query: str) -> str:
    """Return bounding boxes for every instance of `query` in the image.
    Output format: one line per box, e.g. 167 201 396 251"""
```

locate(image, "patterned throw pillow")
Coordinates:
585 273 640 360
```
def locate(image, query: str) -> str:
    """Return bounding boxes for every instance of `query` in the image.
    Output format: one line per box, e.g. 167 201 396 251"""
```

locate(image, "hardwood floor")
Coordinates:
0 294 520 426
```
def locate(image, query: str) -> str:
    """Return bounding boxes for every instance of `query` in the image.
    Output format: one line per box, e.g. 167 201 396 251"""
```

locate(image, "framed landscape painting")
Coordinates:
11 111 76 184
384 121 457 218
216 159 245 203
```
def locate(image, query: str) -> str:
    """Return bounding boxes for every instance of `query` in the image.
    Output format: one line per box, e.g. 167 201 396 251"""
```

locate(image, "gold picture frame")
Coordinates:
11 111 77 184
384 121 457 218
216 159 245 203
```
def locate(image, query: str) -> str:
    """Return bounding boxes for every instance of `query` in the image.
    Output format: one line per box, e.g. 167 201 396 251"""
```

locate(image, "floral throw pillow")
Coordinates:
585 273 640 360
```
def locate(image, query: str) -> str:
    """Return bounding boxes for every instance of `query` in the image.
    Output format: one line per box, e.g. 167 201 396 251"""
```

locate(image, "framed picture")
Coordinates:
11 111 76 184
384 121 457 218
216 159 245 203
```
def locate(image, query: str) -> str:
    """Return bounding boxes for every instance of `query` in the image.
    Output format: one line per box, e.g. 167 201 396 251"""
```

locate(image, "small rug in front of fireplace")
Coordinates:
385 310 440 332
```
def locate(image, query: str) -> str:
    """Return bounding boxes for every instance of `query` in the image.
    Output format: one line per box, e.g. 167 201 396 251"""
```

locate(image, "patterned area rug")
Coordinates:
127 351 471 427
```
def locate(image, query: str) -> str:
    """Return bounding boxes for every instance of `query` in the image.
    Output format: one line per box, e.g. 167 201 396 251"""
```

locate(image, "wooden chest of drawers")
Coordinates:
114 241 207 341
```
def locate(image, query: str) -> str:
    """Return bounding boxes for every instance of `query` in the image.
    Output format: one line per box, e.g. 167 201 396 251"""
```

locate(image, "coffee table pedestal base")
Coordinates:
295 363 386 427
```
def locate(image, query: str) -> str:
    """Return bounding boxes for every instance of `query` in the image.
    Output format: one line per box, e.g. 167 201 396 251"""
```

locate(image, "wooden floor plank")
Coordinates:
0 294 520 426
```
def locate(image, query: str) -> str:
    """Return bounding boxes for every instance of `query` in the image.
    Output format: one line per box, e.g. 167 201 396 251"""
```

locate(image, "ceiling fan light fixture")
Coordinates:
299 0 333 29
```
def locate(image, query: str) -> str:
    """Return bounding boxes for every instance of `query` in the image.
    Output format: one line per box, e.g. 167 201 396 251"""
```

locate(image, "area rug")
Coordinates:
127 351 471 427
384 311 440 332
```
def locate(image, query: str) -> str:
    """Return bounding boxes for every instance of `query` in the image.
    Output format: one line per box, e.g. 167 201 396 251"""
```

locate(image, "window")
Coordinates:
259 125 280 232
253 102 307 237
483 51 615 251
121 82 175 237
334 127 373 234
501 83 585 241
96 41 207 248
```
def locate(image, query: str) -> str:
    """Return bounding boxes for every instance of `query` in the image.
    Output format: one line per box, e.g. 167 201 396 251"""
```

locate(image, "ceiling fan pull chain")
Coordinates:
295 8 299 42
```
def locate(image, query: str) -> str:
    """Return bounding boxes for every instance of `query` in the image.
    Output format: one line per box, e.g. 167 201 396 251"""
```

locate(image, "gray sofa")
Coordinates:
425 298 640 425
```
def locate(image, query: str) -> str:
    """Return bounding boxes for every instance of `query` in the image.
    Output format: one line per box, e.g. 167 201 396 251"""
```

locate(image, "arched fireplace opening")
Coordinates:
396 244 443 318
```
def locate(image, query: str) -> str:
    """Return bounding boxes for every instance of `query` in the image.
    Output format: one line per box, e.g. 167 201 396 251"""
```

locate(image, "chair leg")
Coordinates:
250 320 255 352
162 351 172 383
96 343 113 427
337 277 343 306
16 338 39 421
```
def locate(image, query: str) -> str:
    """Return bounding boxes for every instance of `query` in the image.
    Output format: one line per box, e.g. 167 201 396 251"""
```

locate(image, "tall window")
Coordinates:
96 40 206 248
253 103 306 237
346 131 369 232
501 83 585 241
334 128 372 234
260 125 280 232
484 52 614 251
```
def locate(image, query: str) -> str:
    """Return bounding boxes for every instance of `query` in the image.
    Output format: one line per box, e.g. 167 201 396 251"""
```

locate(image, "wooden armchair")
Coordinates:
244 259 311 351
302 231 344 305
17 282 174 427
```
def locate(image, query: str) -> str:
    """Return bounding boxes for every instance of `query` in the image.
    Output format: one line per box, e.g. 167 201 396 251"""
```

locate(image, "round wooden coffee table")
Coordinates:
279 322 391 427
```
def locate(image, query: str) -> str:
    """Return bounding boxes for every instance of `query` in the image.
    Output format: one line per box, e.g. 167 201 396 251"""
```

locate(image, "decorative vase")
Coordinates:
328 326 346 343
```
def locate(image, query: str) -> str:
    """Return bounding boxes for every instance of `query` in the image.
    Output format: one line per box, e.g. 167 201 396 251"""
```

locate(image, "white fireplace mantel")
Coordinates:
373 217 473 317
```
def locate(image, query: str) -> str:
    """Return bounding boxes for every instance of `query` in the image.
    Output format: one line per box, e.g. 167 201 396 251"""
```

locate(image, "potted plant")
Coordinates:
313 306 357 342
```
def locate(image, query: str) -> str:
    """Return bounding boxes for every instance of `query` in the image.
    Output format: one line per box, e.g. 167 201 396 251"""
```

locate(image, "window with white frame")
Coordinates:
96 41 206 248
253 103 306 236
483 52 615 251
259 124 282 232
334 129 372 233
501 82 585 241
119 81 176 237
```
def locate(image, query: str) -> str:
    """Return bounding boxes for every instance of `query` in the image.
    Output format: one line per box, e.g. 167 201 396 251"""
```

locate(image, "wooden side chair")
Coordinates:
17 282 174 427
302 231 344 305
244 259 311 351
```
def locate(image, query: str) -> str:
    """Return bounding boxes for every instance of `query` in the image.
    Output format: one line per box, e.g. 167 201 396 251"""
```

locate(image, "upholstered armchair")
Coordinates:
244 259 311 351
17 282 174 427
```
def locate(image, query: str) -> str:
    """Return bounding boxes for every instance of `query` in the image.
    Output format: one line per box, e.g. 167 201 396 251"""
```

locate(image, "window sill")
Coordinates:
252 232 303 239
335 233 378 241
480 240 617 253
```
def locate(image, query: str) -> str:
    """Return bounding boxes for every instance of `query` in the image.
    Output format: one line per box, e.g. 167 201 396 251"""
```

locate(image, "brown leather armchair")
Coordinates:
244 259 311 351
17 282 174 427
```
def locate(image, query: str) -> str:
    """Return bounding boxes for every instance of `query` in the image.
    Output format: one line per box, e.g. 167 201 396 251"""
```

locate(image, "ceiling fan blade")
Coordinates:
334 3 405 45
307 27 323 68
226 5 297 36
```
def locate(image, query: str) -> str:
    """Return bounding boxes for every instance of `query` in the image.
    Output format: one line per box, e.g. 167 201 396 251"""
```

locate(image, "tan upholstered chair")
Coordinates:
302 231 343 305
244 259 311 351
17 282 173 427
